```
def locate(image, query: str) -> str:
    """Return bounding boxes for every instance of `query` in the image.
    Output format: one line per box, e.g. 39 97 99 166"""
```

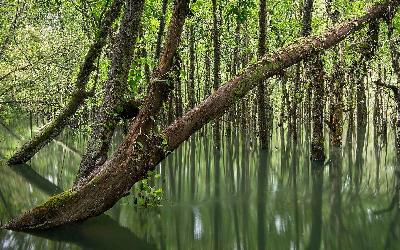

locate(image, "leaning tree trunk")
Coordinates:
76 0 145 183
7 0 124 165
5 0 398 231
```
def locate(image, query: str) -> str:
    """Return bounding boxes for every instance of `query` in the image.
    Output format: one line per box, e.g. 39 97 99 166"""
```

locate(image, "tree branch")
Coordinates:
4 0 398 231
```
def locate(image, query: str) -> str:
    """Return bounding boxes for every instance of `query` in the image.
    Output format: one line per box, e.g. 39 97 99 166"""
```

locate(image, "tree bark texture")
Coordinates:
7 0 124 165
155 0 169 60
5 0 398 231
257 0 268 149
310 54 326 161
188 23 196 109
212 0 221 149
77 0 145 183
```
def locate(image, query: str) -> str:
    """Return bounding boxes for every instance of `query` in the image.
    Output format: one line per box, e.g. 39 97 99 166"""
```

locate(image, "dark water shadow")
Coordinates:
0 163 155 250
306 161 324 250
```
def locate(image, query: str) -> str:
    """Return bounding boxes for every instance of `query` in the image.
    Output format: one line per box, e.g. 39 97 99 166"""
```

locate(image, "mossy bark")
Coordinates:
155 0 169 60
173 53 183 118
328 49 344 147
310 55 326 161
257 0 268 149
188 23 196 109
5 0 398 231
77 0 145 182
212 0 221 149
7 0 124 165
326 2 343 147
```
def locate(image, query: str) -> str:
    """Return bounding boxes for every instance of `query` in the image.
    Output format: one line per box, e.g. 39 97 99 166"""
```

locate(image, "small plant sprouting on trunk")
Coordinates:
133 170 164 207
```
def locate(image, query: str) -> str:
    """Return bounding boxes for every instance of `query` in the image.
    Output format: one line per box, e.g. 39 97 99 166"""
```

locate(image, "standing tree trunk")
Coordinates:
155 0 169 60
233 15 242 136
212 0 221 149
356 63 368 127
7 0 124 165
76 0 145 182
311 54 326 161
257 0 268 149
188 23 196 109
328 52 344 147
5 1 397 230
174 53 184 118
300 0 326 161
291 0 313 140
326 0 344 147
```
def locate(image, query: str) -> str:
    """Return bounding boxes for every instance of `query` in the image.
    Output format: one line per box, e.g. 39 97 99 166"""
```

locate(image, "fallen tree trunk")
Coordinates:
4 0 397 231
76 0 189 185
7 0 124 165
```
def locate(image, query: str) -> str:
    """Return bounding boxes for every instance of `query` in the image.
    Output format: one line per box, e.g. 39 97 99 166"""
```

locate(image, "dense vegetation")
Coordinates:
1 0 400 232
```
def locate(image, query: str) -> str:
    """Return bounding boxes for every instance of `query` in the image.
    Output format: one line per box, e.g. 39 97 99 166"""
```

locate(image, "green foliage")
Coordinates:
0 0 399 134
133 170 164 207
128 62 142 96
225 0 256 24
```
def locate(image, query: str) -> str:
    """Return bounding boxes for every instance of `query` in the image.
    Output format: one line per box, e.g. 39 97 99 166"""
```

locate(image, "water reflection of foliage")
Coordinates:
0 121 399 249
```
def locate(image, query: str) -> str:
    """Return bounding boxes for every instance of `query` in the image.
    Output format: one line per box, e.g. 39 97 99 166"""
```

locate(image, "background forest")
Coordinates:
1 0 399 151
1 0 400 249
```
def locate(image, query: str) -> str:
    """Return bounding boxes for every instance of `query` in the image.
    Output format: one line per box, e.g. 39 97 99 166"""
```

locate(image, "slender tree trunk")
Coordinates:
291 64 301 139
328 52 344 147
6 0 397 230
279 73 289 127
77 0 145 182
301 0 326 161
232 20 241 136
204 52 211 98
188 23 196 109
291 0 313 140
174 53 183 118
311 54 326 161
257 0 268 149
212 0 221 149
203 51 211 135
356 63 368 127
155 0 169 60
346 73 354 144
326 0 343 147
7 0 124 165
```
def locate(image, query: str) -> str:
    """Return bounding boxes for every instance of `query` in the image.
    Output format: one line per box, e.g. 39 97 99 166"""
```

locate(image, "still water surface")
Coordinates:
0 118 399 249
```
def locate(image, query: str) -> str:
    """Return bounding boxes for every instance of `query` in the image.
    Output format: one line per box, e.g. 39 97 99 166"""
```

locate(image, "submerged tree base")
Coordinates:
4 0 400 231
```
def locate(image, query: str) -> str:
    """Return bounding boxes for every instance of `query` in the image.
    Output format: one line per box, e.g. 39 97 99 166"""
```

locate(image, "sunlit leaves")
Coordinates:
225 0 256 24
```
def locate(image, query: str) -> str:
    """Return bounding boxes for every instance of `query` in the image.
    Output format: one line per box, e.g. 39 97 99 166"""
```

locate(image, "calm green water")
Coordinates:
0 118 399 250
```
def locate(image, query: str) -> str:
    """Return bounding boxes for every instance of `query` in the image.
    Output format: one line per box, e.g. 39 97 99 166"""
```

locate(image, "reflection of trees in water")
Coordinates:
2 122 400 249
355 126 367 195
213 148 221 250
327 147 343 250
257 149 268 250
291 142 300 250
0 163 154 250
306 163 323 250
372 170 400 250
